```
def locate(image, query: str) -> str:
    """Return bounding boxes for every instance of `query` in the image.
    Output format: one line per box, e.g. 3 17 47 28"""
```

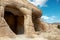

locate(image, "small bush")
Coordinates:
57 25 60 29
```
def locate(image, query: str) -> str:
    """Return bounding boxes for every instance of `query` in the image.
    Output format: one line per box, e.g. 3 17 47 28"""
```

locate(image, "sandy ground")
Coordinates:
0 23 60 40
0 35 48 40
0 32 60 40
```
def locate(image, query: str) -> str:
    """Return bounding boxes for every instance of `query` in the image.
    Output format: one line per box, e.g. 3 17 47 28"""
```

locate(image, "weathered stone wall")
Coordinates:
0 17 16 37
0 0 44 38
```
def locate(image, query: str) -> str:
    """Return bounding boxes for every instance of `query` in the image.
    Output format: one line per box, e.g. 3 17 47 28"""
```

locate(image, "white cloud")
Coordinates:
41 16 56 23
28 0 48 7
41 16 49 20
50 16 56 20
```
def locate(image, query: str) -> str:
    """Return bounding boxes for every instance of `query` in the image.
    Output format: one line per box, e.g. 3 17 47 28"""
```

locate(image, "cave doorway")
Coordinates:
4 11 24 35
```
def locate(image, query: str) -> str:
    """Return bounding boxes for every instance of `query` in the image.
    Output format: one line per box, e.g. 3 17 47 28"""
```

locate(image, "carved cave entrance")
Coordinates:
4 6 40 35
4 6 24 35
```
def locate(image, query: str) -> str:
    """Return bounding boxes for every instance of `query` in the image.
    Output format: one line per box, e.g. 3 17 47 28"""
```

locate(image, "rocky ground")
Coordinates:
0 23 60 40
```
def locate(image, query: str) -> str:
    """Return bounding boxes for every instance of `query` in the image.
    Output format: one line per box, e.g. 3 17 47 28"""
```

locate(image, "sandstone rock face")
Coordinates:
0 0 47 38
0 0 60 40
0 17 16 37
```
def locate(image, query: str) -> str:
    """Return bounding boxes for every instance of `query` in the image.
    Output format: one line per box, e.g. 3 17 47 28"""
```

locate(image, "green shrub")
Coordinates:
57 25 60 29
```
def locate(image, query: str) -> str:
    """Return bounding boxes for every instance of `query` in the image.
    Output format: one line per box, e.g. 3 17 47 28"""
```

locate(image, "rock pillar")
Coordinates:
20 7 37 38
0 6 4 17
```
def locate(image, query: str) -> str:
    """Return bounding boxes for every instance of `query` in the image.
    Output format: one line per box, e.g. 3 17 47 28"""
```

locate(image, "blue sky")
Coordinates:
28 0 60 23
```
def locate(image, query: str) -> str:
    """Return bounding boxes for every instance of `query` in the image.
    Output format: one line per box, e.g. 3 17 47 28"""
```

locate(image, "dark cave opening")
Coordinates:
4 11 24 35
